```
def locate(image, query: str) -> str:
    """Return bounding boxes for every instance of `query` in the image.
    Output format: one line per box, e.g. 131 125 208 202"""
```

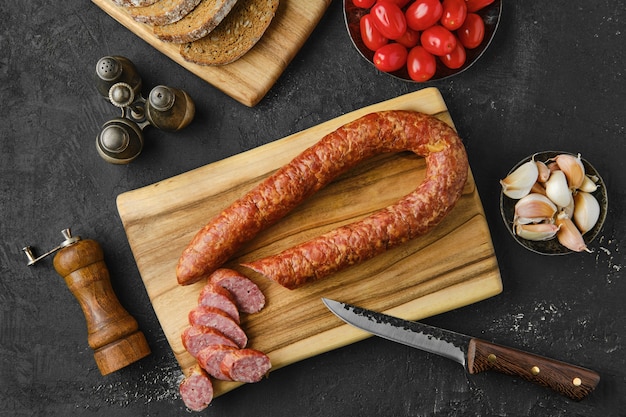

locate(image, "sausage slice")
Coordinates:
179 365 213 411
188 305 248 348
209 269 266 314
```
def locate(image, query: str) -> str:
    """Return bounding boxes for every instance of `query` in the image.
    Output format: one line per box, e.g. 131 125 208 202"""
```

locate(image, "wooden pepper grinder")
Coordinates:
23 229 151 375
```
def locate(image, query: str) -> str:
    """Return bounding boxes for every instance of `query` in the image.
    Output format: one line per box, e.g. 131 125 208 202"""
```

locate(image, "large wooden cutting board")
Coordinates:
117 88 502 397
91 0 332 107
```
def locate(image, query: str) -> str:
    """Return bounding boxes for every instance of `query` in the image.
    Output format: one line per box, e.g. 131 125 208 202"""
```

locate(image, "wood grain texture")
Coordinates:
53 240 151 375
91 0 332 106
467 338 601 401
116 88 503 396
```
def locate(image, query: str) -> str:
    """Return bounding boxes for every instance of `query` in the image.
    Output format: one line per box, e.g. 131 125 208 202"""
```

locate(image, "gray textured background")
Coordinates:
1 1 625 416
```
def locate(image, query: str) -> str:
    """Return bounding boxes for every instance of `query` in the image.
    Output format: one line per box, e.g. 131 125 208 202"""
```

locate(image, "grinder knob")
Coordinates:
52 238 151 375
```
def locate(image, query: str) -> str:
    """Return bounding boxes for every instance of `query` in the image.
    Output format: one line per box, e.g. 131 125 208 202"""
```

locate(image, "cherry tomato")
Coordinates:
371 2 407 40
420 25 457 56
405 0 443 31
373 43 408 72
457 12 485 49
395 27 419 48
360 14 389 51
440 0 467 31
465 0 494 12
440 40 466 69
379 0 411 7
407 46 437 81
353 0 376 7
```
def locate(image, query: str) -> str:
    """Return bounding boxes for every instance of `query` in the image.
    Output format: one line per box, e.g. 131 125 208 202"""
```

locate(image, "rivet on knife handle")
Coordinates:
466 338 600 401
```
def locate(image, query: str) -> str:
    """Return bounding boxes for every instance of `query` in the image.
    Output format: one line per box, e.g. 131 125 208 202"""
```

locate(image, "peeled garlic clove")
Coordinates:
536 161 551 183
515 223 560 241
500 160 539 199
545 170 573 207
555 211 591 252
555 153 585 190
514 193 557 224
579 175 599 193
573 191 600 234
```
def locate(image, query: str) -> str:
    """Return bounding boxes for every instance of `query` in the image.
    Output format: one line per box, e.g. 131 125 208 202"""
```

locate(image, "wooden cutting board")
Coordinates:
117 88 502 397
91 0 332 107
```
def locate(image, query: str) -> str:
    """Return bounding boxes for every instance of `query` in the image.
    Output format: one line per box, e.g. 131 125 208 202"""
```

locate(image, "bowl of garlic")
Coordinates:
500 151 607 255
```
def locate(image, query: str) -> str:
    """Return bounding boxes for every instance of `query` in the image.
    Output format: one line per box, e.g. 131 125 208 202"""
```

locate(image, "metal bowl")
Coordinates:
343 0 502 82
499 151 608 255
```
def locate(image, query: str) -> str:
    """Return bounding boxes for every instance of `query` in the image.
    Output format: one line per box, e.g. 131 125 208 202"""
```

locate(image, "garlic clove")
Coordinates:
573 191 600 234
515 223 560 241
536 161 551 183
555 211 591 252
545 170 573 207
500 160 539 199
530 181 547 195
579 175 599 193
555 153 585 190
514 193 557 224
561 194 575 219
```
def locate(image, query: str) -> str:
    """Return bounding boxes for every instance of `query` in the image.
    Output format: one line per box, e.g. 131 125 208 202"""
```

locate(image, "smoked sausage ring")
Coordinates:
176 110 468 288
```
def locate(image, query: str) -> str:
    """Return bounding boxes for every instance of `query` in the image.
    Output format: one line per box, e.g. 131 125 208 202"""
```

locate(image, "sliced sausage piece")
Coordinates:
196 344 238 381
209 269 266 314
198 281 240 323
181 325 237 357
188 305 248 348
179 364 213 412
220 348 272 383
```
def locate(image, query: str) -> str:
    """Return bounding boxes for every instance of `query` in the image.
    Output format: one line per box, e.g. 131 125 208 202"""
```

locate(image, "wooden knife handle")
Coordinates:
467 338 600 401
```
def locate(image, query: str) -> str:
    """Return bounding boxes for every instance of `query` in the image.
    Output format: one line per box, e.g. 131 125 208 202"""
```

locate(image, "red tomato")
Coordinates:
457 13 485 49
360 14 389 51
440 40 466 69
379 0 411 7
440 0 467 31
373 43 408 72
371 2 407 40
395 27 419 48
407 46 437 81
420 25 457 56
353 0 376 7
465 0 495 12
405 0 443 31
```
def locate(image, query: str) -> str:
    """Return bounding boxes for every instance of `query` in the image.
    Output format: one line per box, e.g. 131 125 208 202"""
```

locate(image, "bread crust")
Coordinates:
128 0 203 25
180 0 279 66
153 0 240 43
112 0 160 6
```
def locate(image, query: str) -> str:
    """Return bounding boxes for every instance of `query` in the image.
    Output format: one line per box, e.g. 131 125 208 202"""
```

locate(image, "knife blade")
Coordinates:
322 298 600 401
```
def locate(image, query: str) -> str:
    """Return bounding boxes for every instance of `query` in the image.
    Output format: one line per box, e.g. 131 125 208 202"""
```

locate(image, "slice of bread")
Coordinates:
153 0 239 43
128 0 202 25
112 0 159 6
180 0 279 66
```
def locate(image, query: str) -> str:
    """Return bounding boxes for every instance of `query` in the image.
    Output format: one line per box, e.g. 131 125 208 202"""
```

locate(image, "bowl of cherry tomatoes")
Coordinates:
344 0 502 82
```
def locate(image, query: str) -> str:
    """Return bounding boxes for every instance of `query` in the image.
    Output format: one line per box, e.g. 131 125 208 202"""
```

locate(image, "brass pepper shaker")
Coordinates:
145 85 195 132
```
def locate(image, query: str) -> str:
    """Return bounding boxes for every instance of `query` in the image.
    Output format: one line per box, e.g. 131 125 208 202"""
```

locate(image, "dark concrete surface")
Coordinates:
1 1 625 416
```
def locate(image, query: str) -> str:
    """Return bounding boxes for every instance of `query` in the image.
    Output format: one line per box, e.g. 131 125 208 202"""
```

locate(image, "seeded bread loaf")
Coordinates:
112 0 159 6
180 0 279 66
128 0 202 25
153 0 239 43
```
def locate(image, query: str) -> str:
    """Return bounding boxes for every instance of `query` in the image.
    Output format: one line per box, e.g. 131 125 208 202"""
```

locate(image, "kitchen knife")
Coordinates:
322 298 600 401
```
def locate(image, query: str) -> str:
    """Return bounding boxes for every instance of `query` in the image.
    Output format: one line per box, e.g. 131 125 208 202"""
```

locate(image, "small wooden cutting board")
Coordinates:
117 88 502 397
91 0 332 106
